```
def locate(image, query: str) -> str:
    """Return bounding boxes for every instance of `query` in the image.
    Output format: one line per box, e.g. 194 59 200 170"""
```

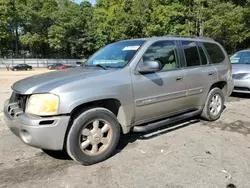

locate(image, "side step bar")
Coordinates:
133 110 201 132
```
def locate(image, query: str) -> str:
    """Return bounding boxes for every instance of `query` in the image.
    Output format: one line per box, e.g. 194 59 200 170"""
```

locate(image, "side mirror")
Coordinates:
137 60 161 74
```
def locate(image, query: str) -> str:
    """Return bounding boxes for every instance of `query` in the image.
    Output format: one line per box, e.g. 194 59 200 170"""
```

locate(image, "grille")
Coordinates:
8 92 28 116
232 73 249 80
234 87 250 91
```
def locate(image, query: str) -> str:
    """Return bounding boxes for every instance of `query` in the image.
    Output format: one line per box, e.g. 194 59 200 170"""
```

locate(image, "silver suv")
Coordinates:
4 36 233 165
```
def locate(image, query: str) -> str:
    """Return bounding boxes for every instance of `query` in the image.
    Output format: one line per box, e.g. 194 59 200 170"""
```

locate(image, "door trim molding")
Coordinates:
135 90 186 107
186 87 206 96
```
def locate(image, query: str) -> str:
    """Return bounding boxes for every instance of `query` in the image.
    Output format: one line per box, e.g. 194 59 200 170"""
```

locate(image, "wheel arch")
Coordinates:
68 98 131 134
210 80 227 96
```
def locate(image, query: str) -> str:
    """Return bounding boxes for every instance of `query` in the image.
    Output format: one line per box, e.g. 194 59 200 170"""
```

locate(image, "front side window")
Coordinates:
203 42 225 64
142 40 179 70
87 40 146 68
182 41 201 67
230 51 250 64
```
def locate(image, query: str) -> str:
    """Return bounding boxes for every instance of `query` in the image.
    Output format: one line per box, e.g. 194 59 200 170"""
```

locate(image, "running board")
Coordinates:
133 110 201 132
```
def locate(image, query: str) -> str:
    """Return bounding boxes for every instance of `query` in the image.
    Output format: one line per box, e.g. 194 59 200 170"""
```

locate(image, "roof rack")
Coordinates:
164 35 214 41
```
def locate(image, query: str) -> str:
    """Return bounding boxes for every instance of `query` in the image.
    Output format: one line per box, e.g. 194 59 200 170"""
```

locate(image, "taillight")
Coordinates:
230 63 232 72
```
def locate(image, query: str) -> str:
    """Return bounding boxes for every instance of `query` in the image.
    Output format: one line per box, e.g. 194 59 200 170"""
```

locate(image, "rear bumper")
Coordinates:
233 79 250 94
3 100 70 150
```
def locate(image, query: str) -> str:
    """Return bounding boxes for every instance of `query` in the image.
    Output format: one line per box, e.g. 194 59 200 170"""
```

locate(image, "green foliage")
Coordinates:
1 0 250 58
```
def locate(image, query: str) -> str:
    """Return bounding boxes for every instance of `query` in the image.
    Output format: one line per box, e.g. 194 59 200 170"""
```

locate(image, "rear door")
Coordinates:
180 40 217 109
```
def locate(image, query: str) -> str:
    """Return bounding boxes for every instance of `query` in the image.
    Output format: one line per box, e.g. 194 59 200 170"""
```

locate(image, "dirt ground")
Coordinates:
0 69 250 188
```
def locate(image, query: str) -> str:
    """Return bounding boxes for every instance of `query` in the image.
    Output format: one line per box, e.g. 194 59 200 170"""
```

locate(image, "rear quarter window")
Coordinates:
203 42 225 64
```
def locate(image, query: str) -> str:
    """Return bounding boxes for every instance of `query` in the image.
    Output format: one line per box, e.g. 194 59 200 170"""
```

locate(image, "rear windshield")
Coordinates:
203 42 225 64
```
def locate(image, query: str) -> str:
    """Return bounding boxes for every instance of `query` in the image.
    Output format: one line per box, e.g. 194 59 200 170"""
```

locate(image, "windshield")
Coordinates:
230 51 250 64
86 40 146 68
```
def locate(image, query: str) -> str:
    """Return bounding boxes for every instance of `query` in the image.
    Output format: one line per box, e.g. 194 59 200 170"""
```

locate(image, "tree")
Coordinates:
1 0 250 58
203 1 249 52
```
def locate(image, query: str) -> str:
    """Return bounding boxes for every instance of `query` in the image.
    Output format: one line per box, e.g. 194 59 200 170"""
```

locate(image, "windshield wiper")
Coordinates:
84 64 123 69
95 64 107 70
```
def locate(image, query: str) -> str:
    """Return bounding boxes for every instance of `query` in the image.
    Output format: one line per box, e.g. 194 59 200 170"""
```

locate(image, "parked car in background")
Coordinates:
56 65 74 70
47 63 63 70
230 50 250 94
76 61 83 66
4 36 233 165
11 64 32 71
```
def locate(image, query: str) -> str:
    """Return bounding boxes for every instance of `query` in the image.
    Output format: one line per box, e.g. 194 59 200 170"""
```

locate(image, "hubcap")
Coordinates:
209 94 222 116
79 119 112 156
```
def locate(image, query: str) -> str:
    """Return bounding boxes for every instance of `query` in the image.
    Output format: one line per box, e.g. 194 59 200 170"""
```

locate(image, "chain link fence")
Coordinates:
0 59 86 69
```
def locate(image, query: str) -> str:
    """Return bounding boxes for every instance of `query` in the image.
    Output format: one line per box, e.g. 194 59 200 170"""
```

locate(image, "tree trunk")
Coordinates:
15 26 19 56
188 0 192 35
199 2 204 36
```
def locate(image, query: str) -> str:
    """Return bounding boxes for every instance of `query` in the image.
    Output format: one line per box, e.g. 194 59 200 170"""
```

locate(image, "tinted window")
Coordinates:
182 41 201 67
203 42 225 64
198 45 208 65
230 51 250 64
142 41 179 70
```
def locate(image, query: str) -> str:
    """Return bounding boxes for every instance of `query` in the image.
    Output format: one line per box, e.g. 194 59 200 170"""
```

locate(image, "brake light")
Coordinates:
230 63 232 72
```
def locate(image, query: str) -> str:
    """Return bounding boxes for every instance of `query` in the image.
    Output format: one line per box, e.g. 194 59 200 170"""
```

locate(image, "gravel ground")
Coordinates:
0 69 250 188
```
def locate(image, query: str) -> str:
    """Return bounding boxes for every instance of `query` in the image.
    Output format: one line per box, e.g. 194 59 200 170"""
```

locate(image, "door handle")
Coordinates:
176 77 183 81
208 72 214 76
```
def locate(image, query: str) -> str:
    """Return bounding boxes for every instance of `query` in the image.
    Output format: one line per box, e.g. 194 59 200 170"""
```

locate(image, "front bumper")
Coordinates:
3 100 70 150
233 79 250 94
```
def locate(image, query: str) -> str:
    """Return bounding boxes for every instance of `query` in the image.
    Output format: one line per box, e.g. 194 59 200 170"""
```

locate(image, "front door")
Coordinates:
131 40 187 124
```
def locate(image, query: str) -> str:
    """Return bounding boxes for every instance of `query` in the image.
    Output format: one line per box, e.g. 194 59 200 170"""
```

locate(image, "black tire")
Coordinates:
201 88 225 121
66 107 121 165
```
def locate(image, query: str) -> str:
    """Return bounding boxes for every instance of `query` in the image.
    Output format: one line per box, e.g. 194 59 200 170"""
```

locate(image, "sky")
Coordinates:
74 0 96 5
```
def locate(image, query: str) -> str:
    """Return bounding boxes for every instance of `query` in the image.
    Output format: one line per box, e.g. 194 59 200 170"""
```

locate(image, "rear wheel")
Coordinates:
201 88 224 121
66 107 121 165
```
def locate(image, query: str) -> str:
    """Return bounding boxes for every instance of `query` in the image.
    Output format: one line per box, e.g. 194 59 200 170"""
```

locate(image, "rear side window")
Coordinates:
197 45 208 65
203 42 225 64
181 41 201 67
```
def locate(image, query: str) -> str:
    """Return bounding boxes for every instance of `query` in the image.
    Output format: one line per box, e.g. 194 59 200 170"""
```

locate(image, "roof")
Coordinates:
120 35 215 43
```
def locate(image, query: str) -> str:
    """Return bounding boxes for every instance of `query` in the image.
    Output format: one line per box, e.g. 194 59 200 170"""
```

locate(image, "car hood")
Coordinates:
12 67 115 94
232 64 250 74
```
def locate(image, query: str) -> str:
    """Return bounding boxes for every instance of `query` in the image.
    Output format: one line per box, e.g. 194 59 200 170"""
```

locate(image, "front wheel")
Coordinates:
66 107 121 165
201 88 225 121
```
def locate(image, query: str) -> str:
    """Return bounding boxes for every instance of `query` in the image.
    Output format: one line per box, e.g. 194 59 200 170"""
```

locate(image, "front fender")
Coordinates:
58 90 134 134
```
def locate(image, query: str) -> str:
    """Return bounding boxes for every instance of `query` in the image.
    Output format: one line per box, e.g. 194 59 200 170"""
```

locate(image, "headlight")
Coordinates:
26 94 59 116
